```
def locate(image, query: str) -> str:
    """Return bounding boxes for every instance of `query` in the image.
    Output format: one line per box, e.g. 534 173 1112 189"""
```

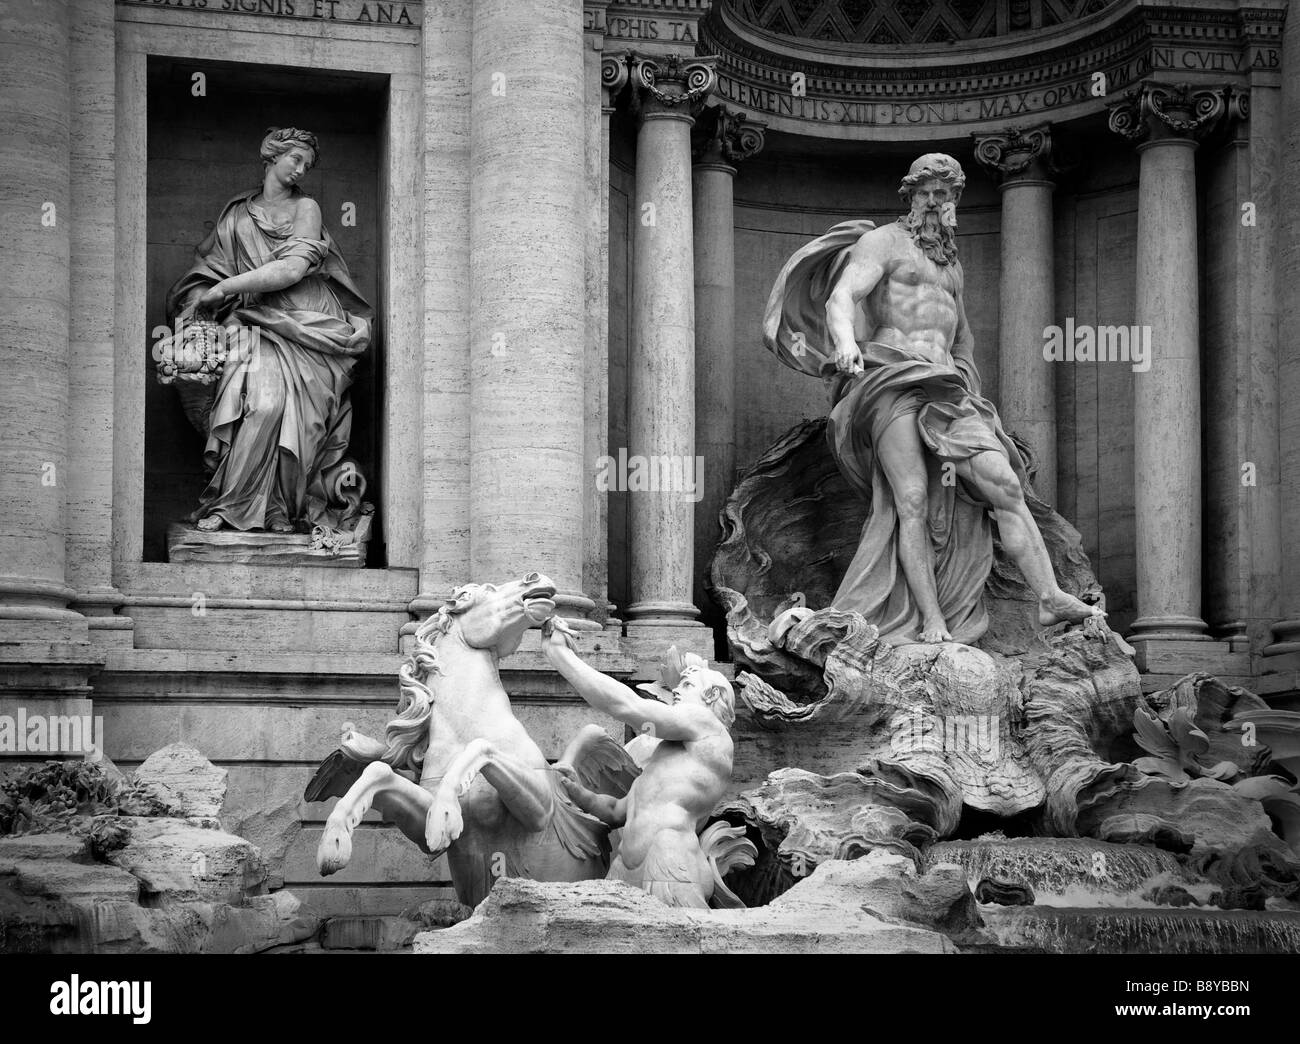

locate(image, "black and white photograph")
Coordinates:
0 0 1295 1016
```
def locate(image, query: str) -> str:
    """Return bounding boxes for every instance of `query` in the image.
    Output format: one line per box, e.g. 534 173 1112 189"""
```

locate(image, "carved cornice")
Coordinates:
972 124 1060 181
1106 80 1249 145
628 53 719 119
692 0 1283 139
693 104 767 167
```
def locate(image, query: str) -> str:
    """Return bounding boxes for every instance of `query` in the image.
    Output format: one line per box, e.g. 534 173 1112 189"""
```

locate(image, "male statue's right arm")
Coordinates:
824 237 886 376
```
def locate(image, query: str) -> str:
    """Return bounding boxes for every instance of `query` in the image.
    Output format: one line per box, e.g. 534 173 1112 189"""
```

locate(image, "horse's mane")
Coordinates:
382 605 457 772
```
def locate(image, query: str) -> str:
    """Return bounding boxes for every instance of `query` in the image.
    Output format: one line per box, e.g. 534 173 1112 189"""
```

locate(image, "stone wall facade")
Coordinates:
1 0 1297 915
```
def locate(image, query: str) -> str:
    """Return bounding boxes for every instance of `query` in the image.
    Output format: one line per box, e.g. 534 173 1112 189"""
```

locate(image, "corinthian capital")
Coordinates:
693 104 766 167
1107 81 1248 145
972 124 1057 181
628 52 718 119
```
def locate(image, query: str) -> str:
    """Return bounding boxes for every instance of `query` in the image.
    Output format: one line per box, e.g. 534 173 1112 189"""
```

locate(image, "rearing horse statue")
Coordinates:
306 572 637 907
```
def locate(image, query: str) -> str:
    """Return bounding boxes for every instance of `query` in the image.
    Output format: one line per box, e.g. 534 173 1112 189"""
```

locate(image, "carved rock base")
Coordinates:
413 861 959 954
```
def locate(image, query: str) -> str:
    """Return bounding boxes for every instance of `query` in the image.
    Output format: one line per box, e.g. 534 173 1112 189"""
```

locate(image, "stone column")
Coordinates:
1269 12 1300 656
973 124 1058 504
1107 83 1237 647
0 0 100 700
691 104 764 637
0 1 80 637
404 0 474 641
581 23 628 624
1202 115 1253 650
625 54 717 646
468 0 594 620
66 0 128 646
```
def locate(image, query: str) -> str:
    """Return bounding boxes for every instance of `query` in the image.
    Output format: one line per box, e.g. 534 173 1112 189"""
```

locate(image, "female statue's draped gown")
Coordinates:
166 187 373 532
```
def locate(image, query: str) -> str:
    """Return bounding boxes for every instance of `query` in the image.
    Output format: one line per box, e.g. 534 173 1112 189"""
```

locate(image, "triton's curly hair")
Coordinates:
684 665 737 729
260 127 319 170
897 152 965 204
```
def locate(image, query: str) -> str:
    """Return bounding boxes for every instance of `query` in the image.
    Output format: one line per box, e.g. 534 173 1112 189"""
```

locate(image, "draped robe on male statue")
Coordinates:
762 219 1030 645
166 187 373 532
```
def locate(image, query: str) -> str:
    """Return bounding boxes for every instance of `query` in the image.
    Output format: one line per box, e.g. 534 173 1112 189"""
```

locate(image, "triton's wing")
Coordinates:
762 218 877 379
303 748 365 803
559 724 641 799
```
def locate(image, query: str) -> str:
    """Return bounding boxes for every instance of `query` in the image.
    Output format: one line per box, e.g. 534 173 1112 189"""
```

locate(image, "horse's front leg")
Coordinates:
318 761 434 874
426 739 553 853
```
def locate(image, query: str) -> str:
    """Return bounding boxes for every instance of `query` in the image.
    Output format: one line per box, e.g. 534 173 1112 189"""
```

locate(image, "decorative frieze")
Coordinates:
695 1 1281 136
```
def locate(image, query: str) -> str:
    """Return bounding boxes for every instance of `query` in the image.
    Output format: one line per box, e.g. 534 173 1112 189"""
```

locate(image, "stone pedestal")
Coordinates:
973 125 1058 504
1107 83 1235 651
624 55 717 653
166 520 373 568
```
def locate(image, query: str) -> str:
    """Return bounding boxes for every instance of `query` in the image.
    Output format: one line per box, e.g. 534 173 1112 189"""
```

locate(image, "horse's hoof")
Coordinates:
424 799 464 854
317 819 353 875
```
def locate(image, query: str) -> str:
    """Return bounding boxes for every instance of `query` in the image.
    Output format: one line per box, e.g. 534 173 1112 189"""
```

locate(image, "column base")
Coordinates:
1264 619 1300 657
624 600 700 623
1127 614 1212 642
0 576 91 647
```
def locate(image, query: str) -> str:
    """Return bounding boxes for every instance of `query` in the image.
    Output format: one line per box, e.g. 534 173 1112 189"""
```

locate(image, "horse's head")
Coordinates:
436 571 557 659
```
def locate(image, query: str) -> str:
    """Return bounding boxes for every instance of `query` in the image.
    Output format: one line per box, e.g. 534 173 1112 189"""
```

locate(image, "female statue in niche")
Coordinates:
165 127 373 538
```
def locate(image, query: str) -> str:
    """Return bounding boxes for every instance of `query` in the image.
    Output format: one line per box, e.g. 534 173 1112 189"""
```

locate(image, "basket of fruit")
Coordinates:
155 312 238 435
155 315 228 386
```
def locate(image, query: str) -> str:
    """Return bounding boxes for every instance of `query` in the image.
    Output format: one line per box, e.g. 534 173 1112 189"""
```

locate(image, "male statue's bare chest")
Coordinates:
888 249 962 298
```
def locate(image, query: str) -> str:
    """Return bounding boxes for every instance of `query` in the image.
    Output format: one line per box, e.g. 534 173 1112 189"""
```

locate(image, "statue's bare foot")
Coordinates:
919 617 952 643
316 813 353 875
1038 590 1104 628
196 515 222 532
424 791 464 854
268 520 294 534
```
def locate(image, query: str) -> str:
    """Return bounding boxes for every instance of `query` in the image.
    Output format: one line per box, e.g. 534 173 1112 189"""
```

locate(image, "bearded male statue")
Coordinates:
764 153 1100 646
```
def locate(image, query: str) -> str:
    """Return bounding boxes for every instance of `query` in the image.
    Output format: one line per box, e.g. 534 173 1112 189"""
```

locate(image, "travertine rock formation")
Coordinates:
0 748 315 954
131 742 229 819
414 857 966 954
